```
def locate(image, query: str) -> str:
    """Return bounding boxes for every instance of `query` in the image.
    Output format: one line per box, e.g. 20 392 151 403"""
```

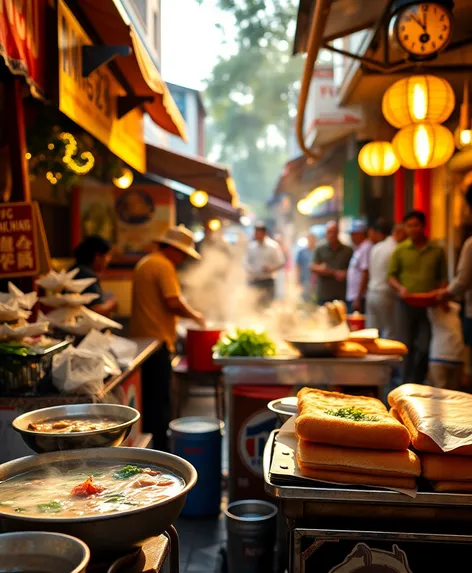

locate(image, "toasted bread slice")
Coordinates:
361 338 407 355
296 387 411 451
336 341 368 358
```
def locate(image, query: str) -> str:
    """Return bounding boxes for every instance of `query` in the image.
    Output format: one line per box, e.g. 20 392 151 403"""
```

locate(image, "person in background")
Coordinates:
366 221 407 338
388 211 448 384
71 235 118 317
428 302 465 390
130 225 206 451
346 220 372 313
296 234 317 302
245 222 285 307
311 220 353 306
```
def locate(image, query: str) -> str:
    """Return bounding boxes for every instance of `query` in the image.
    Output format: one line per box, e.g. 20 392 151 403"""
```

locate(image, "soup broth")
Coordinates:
27 417 119 434
0 462 184 518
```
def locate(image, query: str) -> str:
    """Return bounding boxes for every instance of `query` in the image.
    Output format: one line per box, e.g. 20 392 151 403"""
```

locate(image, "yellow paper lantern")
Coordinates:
306 185 334 205
382 75 455 129
358 142 400 176
190 190 209 208
392 123 455 170
208 218 221 231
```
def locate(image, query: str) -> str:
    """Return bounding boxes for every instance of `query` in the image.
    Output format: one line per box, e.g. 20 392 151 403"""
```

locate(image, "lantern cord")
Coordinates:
296 0 331 160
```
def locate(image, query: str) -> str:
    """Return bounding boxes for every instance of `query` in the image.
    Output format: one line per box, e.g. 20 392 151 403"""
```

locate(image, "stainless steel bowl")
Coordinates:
0 531 90 573
284 338 342 357
267 397 298 424
0 447 197 552
12 404 141 453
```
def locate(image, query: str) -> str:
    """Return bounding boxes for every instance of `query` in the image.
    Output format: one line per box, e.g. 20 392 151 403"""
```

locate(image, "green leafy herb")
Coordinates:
37 501 62 513
113 465 143 480
104 494 125 503
213 329 276 357
15 507 26 513
0 342 34 357
325 407 378 422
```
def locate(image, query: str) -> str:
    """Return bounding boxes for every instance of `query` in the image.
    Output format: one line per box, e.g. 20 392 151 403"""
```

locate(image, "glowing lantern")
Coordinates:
297 199 312 215
392 123 455 170
190 190 209 208
306 185 334 205
112 167 134 189
382 75 455 129
455 128 472 149
358 142 400 176
208 218 221 231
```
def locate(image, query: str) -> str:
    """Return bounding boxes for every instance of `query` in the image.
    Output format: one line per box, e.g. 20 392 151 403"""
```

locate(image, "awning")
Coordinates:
294 0 389 53
74 0 187 140
146 144 238 206
204 196 242 223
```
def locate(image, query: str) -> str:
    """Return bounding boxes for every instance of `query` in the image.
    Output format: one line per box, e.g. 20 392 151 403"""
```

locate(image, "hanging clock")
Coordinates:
391 2 454 60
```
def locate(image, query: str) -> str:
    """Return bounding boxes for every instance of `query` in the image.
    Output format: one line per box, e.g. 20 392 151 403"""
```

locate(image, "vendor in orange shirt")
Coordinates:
130 225 206 451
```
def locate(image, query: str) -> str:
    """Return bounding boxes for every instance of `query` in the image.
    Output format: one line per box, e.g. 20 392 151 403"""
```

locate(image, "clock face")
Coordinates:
396 3 452 58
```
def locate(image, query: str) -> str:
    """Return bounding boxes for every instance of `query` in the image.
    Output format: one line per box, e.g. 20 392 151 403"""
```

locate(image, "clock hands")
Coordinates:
409 12 426 30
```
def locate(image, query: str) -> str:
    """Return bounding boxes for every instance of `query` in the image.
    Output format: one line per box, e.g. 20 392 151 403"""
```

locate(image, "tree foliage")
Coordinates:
197 0 302 213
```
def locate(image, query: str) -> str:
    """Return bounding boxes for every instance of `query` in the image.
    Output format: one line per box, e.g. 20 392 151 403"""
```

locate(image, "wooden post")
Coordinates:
5 76 30 202
413 169 431 235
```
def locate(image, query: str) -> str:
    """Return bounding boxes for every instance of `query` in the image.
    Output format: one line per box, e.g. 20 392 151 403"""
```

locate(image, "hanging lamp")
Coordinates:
392 123 455 169
358 142 400 176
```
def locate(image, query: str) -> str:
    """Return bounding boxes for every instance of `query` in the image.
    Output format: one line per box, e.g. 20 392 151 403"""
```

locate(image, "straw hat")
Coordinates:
155 225 201 260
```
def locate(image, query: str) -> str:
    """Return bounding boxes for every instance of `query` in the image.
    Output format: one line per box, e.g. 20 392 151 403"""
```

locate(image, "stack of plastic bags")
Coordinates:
295 387 420 490
389 384 472 493
36 270 122 336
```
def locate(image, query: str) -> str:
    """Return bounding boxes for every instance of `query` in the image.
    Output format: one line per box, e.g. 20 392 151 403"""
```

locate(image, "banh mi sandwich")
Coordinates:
336 341 368 358
296 388 411 451
421 453 472 481
360 339 407 355
296 463 416 489
297 440 421 477
388 384 472 455
431 481 472 493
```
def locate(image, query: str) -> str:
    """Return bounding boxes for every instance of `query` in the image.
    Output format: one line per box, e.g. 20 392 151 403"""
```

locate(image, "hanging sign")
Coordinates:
0 0 47 96
0 202 39 278
57 0 146 173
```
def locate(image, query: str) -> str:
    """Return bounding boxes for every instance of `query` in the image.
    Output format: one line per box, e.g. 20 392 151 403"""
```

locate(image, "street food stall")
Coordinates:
262 384 472 573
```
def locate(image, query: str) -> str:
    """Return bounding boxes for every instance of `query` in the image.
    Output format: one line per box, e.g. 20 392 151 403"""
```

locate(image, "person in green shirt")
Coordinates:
388 210 448 384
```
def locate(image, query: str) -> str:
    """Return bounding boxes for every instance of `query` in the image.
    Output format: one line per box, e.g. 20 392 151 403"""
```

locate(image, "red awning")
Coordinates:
146 144 238 206
75 0 187 140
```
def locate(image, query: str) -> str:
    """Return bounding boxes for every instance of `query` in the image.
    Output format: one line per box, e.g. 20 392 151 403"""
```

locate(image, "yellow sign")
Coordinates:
57 0 145 173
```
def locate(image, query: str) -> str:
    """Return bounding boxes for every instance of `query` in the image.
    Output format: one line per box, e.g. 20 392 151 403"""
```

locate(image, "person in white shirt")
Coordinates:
366 221 406 339
245 222 285 307
428 302 465 390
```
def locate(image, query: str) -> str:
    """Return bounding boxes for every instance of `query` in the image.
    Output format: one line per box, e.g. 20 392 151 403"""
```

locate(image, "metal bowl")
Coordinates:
267 397 298 424
0 531 90 573
284 338 342 357
12 404 141 453
0 447 197 552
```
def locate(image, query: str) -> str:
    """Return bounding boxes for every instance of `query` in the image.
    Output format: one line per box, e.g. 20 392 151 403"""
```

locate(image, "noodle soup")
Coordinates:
0 462 184 518
27 417 119 434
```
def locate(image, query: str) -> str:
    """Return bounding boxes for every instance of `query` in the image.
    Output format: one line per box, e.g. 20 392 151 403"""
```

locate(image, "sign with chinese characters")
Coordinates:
0 202 39 278
0 0 47 96
57 0 146 173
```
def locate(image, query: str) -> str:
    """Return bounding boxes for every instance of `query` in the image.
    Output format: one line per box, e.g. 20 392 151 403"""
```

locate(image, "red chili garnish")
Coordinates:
70 477 104 497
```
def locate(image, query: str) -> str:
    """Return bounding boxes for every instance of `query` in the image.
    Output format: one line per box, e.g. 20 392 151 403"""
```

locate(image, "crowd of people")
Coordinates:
296 206 472 392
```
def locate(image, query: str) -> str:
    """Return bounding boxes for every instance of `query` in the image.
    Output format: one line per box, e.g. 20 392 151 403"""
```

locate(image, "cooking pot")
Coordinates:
0 447 197 552
0 531 90 573
186 327 223 372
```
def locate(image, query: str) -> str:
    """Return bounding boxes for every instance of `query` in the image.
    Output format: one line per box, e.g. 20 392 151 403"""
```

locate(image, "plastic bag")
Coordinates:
108 334 138 369
78 329 121 376
52 346 105 395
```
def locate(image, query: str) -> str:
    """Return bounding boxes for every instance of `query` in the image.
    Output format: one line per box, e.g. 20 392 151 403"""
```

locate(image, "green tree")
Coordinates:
197 0 303 215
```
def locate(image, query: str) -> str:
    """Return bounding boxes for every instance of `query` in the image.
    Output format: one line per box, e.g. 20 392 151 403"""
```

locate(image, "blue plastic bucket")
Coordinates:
168 416 224 517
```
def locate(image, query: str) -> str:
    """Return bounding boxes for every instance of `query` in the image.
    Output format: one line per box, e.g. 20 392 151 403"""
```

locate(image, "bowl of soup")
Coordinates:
12 404 141 453
0 531 90 573
0 447 197 552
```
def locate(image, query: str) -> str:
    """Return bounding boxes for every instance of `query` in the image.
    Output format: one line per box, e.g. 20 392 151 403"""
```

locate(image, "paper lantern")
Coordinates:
208 218 221 231
383 75 455 129
297 199 312 215
455 128 472 150
190 190 209 208
358 142 400 176
392 123 455 169
306 185 334 206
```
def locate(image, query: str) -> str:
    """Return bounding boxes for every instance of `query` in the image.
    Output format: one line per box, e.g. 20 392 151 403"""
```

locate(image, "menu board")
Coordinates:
0 202 39 278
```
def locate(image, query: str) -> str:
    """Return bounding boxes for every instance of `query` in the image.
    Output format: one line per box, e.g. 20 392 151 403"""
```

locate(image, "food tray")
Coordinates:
213 353 402 367
263 430 472 507
0 340 70 396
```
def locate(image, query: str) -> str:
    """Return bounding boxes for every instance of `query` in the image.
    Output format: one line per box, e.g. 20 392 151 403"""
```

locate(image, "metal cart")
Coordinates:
264 430 472 573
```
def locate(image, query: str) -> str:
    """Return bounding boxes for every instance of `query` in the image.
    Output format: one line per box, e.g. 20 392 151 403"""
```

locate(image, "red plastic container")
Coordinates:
186 328 222 372
347 313 366 331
